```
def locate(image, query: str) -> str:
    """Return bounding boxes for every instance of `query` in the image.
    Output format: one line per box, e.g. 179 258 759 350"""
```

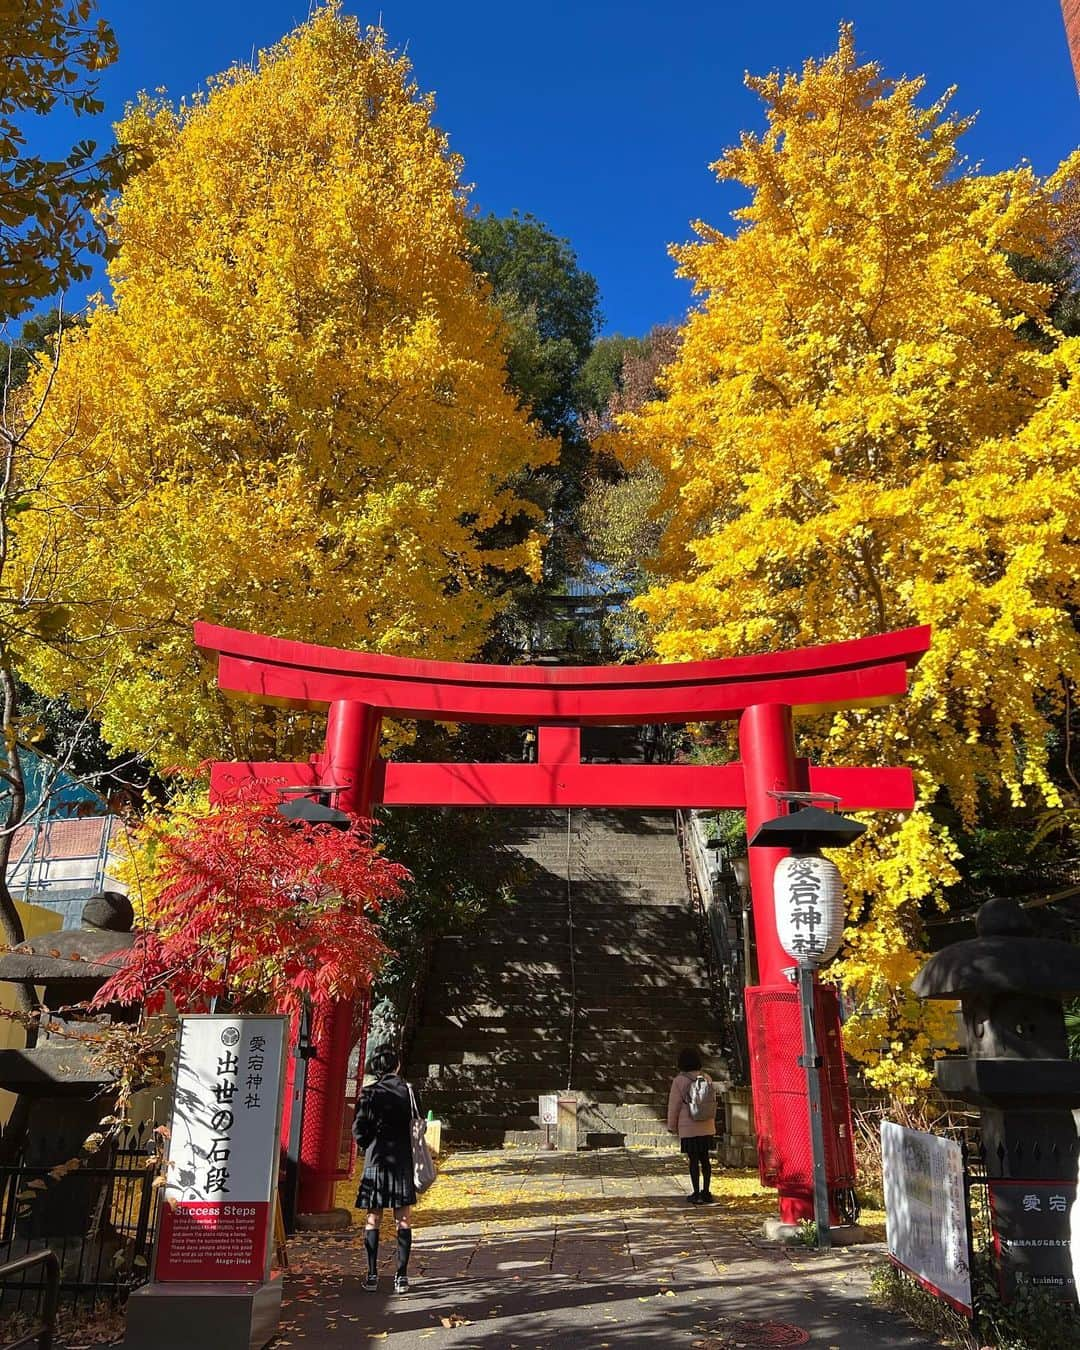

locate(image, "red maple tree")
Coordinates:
95 799 408 1015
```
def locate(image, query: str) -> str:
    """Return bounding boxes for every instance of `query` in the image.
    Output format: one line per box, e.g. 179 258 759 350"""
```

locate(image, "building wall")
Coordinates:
0 900 64 1124
7 815 126 929
1064 0 1080 89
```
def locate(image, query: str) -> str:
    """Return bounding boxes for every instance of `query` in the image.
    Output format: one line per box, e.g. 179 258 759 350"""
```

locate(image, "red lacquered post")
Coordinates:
739 703 801 989
296 700 381 1218
739 702 815 1225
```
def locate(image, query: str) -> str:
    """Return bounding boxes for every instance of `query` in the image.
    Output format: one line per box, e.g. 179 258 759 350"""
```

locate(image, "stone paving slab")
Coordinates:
274 1147 944 1348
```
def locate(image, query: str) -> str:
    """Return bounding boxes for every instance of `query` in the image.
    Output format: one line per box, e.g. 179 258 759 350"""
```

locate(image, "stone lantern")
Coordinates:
0 892 138 1238
913 896 1080 1177
914 896 1080 1300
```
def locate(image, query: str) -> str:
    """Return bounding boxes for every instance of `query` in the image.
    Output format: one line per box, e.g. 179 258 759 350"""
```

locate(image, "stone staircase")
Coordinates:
408 807 729 1148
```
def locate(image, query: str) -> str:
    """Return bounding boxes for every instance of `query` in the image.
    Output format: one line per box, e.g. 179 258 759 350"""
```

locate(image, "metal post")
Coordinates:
797 962 831 1249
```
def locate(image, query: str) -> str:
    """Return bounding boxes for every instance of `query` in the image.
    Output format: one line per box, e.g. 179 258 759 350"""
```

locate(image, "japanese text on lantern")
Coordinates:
785 857 827 958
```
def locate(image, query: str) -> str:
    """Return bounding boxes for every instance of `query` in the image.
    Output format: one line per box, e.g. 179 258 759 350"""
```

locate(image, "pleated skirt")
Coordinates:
680 1134 716 1158
356 1156 417 1210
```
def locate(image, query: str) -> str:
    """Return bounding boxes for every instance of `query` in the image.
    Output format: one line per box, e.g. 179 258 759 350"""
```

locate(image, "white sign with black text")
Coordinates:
156 1015 287 1283
881 1121 972 1314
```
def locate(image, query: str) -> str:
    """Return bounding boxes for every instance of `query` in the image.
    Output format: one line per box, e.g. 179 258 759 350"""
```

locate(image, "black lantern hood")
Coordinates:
748 804 866 852
914 896 1080 1000
276 796 351 828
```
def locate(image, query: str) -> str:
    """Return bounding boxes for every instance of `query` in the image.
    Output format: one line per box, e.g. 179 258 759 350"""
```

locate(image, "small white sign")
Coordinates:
156 1015 287 1283
539 1094 558 1126
882 1121 972 1314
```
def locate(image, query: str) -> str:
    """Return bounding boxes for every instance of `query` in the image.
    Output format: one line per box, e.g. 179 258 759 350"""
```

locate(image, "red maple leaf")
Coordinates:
94 799 408 1016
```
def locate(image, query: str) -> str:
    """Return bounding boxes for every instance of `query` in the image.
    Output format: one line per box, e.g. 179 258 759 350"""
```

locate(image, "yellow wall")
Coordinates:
0 900 64 1124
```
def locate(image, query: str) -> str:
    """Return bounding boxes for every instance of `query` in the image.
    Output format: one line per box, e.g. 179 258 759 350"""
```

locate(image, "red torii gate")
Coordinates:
197 619 930 1224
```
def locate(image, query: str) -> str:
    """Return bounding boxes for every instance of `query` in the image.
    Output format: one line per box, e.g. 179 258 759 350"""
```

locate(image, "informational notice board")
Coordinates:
156 1015 287 1283
989 1179 1078 1301
882 1122 972 1314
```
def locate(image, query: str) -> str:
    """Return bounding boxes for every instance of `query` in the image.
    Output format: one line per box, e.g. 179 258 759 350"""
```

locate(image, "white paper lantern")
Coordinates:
773 852 846 966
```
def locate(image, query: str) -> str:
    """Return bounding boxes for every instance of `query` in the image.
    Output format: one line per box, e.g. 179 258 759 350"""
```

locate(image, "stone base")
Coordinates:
124 1274 282 1350
760 1218 876 1247
296 1206 351 1232
760 1218 805 1245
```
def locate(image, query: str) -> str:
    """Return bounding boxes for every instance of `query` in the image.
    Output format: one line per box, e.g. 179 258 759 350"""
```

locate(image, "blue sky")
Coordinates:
31 1 1080 335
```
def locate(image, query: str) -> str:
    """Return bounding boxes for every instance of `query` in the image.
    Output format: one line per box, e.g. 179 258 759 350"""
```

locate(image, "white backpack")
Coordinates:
686 1072 716 1123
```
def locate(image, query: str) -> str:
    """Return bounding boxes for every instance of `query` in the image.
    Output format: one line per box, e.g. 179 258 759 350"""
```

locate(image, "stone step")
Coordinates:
420 1003 715 1022
429 939 700 963
416 1071 724 1094
504 886 689 899
404 807 729 1147
429 955 707 977
425 1011 713 1030
512 856 683 870
510 850 682 859
448 1128 681 1148
438 912 695 931
412 1020 714 1045
410 1049 719 1077
501 895 692 909
423 987 713 1011
416 1089 674 1111
418 1104 672 1129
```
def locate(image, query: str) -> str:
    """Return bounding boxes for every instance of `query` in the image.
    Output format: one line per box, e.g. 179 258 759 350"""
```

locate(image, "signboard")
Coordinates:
882 1122 972 1314
989 1180 1077 1302
539 1094 558 1127
156 1015 287 1283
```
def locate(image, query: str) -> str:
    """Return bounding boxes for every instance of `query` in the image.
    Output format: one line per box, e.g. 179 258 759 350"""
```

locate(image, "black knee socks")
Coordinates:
364 1227 379 1275
700 1155 712 1195
397 1226 412 1276
688 1157 701 1195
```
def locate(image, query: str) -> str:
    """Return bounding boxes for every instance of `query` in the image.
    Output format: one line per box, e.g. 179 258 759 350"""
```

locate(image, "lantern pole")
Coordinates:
750 798 865 1246
796 958 831 1249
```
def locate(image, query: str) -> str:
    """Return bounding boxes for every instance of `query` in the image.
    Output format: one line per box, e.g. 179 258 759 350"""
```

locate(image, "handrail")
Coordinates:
0 1248 59 1349
676 810 750 1084
564 808 577 1092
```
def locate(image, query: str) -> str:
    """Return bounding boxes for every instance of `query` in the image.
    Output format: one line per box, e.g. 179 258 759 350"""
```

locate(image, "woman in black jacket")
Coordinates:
353 1044 422 1293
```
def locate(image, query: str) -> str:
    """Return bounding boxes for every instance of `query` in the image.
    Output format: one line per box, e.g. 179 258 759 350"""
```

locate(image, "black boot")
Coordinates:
394 1226 412 1293
363 1228 379 1290
688 1156 701 1202
700 1155 714 1202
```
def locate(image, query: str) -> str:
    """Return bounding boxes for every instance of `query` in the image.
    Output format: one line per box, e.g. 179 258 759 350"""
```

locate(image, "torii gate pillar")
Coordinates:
295 701 381 1217
740 703 801 987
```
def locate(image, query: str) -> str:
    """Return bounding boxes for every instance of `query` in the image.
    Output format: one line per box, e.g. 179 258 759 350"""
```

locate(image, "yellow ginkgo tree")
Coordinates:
616 26 1080 1096
12 3 552 770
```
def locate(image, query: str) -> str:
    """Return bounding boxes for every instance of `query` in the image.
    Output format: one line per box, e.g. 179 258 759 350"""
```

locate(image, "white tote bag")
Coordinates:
407 1084 436 1194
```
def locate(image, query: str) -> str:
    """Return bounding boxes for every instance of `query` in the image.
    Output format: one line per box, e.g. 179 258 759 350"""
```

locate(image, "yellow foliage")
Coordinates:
616 27 1080 1096
110 785 211 923
12 4 553 768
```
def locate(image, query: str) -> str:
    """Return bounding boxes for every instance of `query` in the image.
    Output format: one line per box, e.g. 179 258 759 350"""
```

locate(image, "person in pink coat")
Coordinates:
667 1046 718 1204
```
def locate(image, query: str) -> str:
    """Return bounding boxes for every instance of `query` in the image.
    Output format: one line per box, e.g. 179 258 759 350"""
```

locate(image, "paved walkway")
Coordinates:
277 1148 941 1348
